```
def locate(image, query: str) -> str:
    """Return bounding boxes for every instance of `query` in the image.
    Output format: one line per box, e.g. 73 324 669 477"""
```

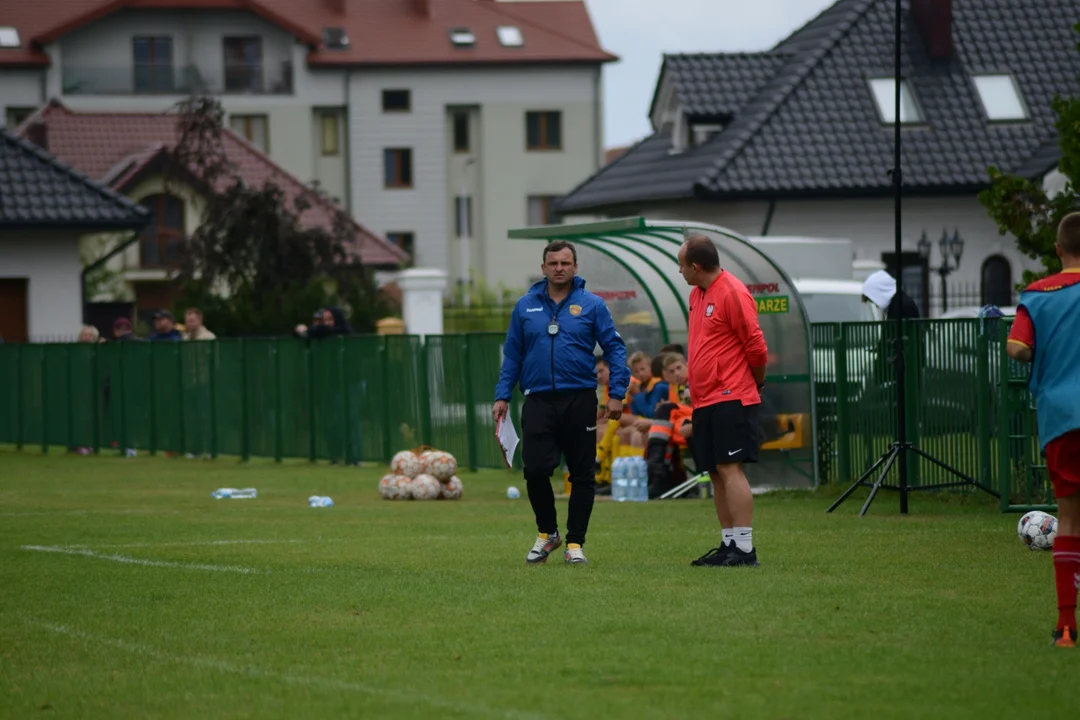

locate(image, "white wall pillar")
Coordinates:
396 268 448 336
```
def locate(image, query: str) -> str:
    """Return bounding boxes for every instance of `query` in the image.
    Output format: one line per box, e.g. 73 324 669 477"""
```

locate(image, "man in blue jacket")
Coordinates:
493 241 629 565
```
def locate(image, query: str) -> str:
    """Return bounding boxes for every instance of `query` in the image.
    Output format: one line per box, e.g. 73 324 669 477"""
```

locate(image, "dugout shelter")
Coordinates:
508 217 817 490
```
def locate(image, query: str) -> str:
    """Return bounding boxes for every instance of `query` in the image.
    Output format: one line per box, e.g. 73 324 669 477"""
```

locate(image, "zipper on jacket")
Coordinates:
549 298 558 392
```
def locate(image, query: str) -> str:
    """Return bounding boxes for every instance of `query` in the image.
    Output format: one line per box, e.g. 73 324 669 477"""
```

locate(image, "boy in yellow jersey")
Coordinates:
643 353 694 497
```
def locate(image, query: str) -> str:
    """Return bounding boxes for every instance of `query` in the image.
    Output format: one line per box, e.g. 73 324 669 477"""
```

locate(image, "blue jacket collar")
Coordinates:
529 276 586 299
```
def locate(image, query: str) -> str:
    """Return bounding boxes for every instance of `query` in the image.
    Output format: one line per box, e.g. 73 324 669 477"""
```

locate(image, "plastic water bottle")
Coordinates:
627 457 648 502
612 457 627 502
211 488 257 499
308 495 334 508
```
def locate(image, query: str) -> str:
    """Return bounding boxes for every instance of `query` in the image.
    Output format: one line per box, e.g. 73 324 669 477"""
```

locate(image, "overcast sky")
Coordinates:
585 0 835 148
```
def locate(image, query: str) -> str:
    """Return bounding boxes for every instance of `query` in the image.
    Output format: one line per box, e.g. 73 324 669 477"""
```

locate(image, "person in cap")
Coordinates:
112 317 141 342
148 310 182 341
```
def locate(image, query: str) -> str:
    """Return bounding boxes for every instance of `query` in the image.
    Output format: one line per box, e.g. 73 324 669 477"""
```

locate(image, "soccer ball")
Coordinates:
440 476 463 500
410 474 442 501
390 450 425 479
425 451 458 482
1017 510 1058 550
379 474 412 501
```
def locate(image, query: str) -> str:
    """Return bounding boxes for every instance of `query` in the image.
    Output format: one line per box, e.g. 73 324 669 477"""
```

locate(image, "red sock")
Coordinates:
1053 535 1080 630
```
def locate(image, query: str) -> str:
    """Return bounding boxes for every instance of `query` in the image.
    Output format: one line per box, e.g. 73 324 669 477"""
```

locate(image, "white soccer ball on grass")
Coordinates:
440 476 463 500
379 473 412 501
410 474 442 501
1017 510 1058 550
390 450 425 479
425 451 458 482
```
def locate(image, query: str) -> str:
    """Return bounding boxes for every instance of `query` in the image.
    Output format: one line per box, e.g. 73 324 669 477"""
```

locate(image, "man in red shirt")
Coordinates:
679 235 768 567
1007 212 1080 647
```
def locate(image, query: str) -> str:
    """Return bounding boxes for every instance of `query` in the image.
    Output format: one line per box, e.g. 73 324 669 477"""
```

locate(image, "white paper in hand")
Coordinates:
496 416 520 469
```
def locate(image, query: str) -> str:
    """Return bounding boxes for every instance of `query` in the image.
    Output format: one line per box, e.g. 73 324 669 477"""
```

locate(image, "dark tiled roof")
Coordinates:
0 128 148 229
557 0 1080 213
665 53 792 120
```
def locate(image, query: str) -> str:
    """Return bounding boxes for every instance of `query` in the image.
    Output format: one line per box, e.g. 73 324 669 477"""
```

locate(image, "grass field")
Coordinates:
0 448 1073 719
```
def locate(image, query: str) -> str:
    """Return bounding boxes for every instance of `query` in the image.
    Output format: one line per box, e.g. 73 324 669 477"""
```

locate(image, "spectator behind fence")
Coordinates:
296 307 353 339
70 325 103 454
112 317 141 341
294 307 360 464
148 310 182 341
78 325 100 344
183 308 216 340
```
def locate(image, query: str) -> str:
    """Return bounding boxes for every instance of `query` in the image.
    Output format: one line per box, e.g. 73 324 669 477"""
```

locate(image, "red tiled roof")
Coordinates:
17 101 407 266
0 0 615 67
604 146 629 165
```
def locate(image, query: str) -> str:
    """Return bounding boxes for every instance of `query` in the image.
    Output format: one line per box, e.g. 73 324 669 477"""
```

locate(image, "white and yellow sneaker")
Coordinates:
526 531 562 564
564 544 588 564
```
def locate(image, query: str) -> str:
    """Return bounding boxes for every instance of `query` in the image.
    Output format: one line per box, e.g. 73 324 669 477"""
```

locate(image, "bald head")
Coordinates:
682 235 720 271
678 234 722 288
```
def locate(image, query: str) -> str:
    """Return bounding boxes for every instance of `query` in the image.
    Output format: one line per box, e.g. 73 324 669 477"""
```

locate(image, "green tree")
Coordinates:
165 97 391 335
979 23 1080 285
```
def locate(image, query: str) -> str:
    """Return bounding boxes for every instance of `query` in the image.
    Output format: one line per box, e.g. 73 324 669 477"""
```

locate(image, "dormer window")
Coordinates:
0 27 20 48
450 28 476 47
496 26 523 47
664 112 688 154
973 74 1028 121
868 78 923 124
322 27 349 50
691 123 723 147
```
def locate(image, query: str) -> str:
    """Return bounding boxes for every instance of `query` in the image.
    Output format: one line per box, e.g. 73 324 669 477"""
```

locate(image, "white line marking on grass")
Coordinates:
23 619 539 720
83 539 305 550
20 545 262 574
0 510 180 518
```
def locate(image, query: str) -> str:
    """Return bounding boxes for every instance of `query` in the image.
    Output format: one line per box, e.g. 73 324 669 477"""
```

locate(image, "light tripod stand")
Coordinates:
826 0 998 515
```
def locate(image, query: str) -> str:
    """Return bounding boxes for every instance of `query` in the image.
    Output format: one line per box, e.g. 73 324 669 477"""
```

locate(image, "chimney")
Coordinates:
911 0 953 60
323 0 344 13
413 0 434 18
25 121 48 151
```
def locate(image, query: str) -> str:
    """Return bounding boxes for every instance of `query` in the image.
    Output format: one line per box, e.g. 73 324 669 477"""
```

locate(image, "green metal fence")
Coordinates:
0 334 523 470
0 320 1052 511
811 317 1052 512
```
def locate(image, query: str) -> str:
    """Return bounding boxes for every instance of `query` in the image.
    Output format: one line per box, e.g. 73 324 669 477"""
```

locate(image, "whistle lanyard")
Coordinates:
546 296 566 337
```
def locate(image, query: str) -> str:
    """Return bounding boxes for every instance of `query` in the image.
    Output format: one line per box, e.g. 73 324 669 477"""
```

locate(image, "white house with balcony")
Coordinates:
0 0 616 294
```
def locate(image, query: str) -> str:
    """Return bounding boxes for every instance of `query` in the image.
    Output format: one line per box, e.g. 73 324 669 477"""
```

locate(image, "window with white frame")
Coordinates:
868 78 923 124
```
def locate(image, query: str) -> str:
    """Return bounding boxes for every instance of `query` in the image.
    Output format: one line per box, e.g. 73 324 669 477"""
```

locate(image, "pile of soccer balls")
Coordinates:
1017 510 1058 550
379 449 463 501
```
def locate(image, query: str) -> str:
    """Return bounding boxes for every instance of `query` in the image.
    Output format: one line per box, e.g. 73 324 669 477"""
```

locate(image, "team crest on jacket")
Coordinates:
569 304 582 316
705 304 715 317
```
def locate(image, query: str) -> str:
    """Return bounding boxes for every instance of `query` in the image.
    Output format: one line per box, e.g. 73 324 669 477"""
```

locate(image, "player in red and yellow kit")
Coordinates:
1008 212 1080 647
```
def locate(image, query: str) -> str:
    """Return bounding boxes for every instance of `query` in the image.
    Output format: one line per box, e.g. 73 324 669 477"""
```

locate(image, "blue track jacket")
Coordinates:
495 277 629 402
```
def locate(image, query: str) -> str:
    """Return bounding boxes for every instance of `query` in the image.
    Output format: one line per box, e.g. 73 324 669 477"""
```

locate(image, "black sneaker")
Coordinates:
719 545 760 567
691 542 734 567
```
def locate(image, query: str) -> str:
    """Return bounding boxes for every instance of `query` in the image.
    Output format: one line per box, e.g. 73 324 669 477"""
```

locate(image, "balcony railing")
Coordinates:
61 62 293 96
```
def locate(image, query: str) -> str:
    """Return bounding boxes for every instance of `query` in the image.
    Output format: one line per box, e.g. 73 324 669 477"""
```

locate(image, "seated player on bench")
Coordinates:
641 353 694 498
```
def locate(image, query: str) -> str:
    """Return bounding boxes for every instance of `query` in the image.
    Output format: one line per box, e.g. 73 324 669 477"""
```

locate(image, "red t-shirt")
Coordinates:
687 272 769 409
1007 270 1080 349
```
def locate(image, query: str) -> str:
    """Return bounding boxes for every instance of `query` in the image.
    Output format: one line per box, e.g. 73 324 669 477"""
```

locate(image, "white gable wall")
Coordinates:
0 230 84 340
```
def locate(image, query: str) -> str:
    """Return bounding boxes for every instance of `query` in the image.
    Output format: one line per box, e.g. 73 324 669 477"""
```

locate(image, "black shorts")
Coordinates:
690 401 762 470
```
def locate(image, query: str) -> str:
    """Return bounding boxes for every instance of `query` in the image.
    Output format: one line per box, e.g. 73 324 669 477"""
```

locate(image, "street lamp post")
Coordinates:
917 228 964 313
